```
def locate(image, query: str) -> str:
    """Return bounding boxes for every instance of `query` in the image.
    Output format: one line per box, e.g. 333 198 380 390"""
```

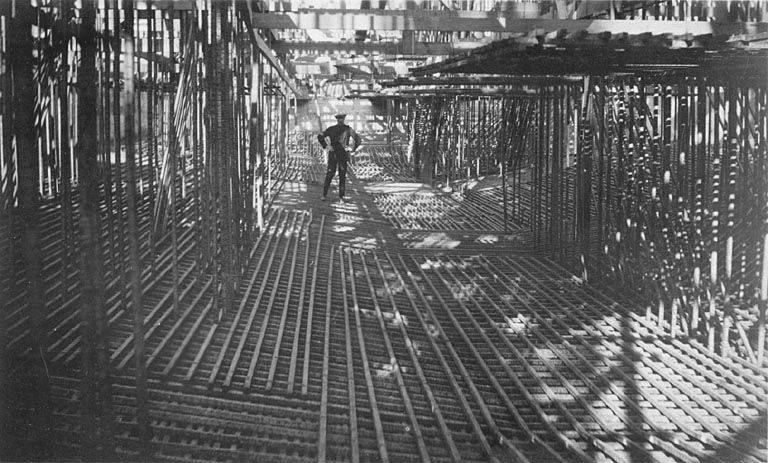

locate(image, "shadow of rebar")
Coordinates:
620 304 651 463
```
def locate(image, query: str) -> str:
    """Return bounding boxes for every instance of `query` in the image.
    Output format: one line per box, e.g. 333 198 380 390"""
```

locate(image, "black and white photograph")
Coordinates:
1 0 767 461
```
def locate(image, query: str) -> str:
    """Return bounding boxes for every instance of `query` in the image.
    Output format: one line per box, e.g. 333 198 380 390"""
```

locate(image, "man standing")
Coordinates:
317 114 361 202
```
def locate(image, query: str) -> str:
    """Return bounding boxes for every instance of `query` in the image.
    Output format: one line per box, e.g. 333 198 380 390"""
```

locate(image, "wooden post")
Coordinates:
0 4 10 450
112 0 126 294
386 97 393 149
167 6 180 317
200 8 211 277
148 6 157 265
99 0 117 286
77 0 114 458
192 14 203 269
9 0 52 454
56 1 75 308
250 49 263 230
217 2 235 318
500 98 508 234
758 231 768 364
707 89 722 352
720 84 739 356
578 77 593 282
122 0 151 454
758 83 768 361
12 0 44 358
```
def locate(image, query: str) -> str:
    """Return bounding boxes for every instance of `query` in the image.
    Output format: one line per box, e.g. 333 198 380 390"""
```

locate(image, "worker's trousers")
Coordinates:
323 149 348 198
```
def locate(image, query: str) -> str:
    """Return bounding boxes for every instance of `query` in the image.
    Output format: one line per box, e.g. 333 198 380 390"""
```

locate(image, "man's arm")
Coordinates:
350 128 361 152
317 129 328 149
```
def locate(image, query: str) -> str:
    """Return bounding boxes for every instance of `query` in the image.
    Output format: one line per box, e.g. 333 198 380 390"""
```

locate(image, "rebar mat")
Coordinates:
3 150 767 463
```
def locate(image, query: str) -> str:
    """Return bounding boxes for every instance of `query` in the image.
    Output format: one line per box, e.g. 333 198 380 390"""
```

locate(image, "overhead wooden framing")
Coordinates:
390 87 550 97
239 2 298 96
132 0 195 9
382 75 584 86
47 3 299 96
252 9 768 37
410 42 768 85
272 39 485 56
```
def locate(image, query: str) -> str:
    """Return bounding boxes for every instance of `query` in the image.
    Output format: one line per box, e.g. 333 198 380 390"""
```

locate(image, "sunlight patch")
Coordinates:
407 339 422 356
374 362 396 379
343 236 378 248
390 312 408 327
449 282 476 301
332 225 355 233
504 314 529 334
373 359 406 379
420 260 436 270
382 271 405 294
475 234 498 244
334 214 360 224
500 293 518 305
410 233 461 249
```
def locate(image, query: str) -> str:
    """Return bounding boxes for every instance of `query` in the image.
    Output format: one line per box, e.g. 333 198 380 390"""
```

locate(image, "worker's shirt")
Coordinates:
317 123 361 154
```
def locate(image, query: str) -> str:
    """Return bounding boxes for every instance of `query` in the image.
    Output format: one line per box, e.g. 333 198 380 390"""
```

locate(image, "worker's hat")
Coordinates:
334 113 347 119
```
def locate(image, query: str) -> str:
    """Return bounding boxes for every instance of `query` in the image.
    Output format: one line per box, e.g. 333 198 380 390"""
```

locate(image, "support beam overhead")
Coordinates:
239 3 299 96
250 32 299 95
253 9 508 31
382 75 584 87
253 10 768 37
272 40 485 56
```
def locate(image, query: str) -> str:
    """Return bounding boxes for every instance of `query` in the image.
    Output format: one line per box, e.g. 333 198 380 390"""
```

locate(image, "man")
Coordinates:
317 113 361 202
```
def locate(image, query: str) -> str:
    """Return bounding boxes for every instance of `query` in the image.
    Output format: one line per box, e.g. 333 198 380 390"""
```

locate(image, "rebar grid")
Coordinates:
404 75 768 367
0 1 293 457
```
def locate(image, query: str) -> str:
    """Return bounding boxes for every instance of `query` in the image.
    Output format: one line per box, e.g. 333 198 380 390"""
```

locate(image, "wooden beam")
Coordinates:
391 87 545 96
272 39 486 55
410 44 768 80
263 0 578 13
239 2 299 96
728 31 768 43
253 10 768 37
132 0 195 9
292 73 397 81
382 75 584 86
253 9 526 31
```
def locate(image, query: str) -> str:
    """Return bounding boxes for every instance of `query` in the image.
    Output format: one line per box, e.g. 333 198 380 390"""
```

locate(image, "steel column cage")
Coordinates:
403 75 768 367
0 0 294 457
